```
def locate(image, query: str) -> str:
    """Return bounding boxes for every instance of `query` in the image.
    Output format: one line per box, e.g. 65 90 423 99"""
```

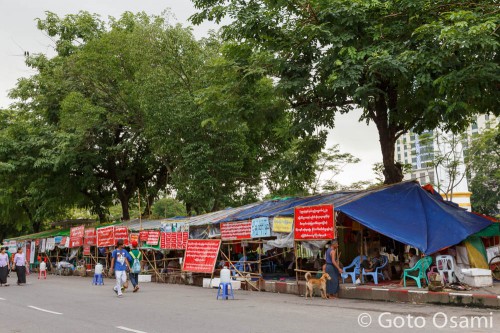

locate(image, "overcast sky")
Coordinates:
0 0 380 185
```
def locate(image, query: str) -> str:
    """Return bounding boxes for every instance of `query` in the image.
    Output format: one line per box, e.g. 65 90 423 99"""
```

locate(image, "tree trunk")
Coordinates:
379 131 403 184
117 192 130 221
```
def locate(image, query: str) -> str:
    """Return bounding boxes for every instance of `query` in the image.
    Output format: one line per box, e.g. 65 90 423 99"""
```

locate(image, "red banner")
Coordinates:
182 239 221 273
83 245 91 255
70 225 85 238
69 236 83 248
146 230 160 245
160 232 188 249
60 237 68 247
97 226 115 247
220 221 252 240
84 228 96 246
139 230 149 241
294 204 335 240
35 239 40 246
114 226 129 246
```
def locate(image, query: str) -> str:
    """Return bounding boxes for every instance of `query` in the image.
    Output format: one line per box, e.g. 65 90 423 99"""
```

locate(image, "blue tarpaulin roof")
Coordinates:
219 181 491 254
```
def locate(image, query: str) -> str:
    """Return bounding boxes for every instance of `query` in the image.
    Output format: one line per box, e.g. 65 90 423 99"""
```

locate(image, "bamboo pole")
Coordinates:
295 241 300 289
138 188 142 231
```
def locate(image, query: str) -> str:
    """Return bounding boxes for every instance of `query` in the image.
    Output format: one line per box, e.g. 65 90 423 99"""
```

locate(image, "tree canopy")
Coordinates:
191 0 500 184
1 11 324 236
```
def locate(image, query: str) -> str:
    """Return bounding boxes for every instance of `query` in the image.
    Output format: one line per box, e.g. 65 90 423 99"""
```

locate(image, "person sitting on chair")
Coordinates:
361 248 383 272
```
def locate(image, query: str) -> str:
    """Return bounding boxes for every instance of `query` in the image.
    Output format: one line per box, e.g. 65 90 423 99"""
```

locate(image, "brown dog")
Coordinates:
305 272 331 299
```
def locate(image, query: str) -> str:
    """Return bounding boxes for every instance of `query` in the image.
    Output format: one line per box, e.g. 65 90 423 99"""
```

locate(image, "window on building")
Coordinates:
419 173 426 184
428 171 435 184
397 146 400 152
404 152 408 157
411 174 416 180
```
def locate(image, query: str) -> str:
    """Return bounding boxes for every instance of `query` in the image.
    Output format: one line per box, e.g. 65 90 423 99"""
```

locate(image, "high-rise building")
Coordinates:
395 115 498 211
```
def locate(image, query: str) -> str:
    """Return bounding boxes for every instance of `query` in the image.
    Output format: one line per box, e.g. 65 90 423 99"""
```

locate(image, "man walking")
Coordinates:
128 240 142 292
109 239 131 298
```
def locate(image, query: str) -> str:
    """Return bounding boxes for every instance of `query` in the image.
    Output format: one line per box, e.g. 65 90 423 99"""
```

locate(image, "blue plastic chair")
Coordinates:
231 256 251 276
341 255 366 284
361 255 388 284
403 256 432 288
217 282 234 300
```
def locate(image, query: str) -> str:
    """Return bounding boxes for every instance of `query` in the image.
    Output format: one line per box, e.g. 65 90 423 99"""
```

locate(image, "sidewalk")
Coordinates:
261 279 500 308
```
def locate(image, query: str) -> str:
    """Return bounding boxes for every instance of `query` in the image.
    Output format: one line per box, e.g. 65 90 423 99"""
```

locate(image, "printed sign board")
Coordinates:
294 205 335 240
84 228 96 246
220 221 252 240
70 225 85 238
182 239 221 273
97 226 115 247
251 217 271 238
272 217 294 233
146 230 160 246
160 232 188 249
114 226 129 246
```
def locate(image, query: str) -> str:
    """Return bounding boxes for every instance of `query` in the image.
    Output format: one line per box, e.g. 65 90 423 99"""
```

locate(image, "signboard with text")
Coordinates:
97 226 115 247
272 217 294 233
84 228 96 246
83 244 91 255
182 239 221 273
69 236 83 248
251 217 271 238
146 230 160 246
220 221 252 240
70 225 85 239
160 232 188 249
294 205 335 240
139 230 149 241
114 226 129 246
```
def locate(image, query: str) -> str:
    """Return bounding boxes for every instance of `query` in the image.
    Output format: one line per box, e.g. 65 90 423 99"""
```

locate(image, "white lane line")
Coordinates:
449 293 472 297
116 327 148 333
28 305 63 315
0 297 5 300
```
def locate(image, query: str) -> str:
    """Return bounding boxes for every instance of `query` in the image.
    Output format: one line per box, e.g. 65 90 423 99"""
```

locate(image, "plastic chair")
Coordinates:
231 256 251 276
403 256 432 288
361 256 388 285
216 282 234 300
92 273 104 285
436 255 456 284
38 262 47 280
341 255 366 284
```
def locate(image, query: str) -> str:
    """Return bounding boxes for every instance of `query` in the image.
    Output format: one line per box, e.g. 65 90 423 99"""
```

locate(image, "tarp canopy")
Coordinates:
336 182 492 254
219 181 491 254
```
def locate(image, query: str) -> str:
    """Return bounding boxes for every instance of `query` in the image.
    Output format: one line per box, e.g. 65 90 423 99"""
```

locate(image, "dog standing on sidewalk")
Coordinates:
305 272 331 299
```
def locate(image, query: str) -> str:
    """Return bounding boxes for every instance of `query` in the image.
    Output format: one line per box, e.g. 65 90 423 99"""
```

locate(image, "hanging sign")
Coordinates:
146 230 160 245
70 225 85 238
161 221 189 233
46 238 55 251
84 228 96 246
40 239 46 252
97 226 115 247
251 217 271 238
139 230 149 241
54 236 63 244
272 217 294 233
35 239 40 247
69 236 83 248
220 221 252 240
182 239 221 273
8 240 17 254
294 204 335 240
160 232 189 249
30 241 35 263
83 245 91 255
114 226 129 246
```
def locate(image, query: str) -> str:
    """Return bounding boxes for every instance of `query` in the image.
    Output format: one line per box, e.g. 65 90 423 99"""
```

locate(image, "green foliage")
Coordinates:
151 198 187 218
466 124 500 216
191 0 500 184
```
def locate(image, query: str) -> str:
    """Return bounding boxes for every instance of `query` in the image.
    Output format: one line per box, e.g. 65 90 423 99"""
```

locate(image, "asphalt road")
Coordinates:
0 275 499 333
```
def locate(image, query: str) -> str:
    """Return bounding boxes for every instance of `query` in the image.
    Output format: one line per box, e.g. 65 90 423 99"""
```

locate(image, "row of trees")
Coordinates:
0 11 329 239
1 1 498 238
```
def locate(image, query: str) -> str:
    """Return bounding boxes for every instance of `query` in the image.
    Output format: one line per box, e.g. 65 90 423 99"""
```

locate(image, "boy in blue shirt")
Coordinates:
109 239 132 297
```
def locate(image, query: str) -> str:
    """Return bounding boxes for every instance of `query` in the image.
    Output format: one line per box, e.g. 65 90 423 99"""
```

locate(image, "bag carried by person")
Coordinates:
130 252 141 274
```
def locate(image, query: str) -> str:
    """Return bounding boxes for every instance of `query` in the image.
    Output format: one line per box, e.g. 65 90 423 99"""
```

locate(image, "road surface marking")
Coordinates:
408 290 428 294
0 297 5 300
116 326 148 333
28 306 63 315
372 288 388 291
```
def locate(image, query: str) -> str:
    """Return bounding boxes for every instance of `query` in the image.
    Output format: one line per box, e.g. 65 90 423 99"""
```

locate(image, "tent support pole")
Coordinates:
295 241 300 290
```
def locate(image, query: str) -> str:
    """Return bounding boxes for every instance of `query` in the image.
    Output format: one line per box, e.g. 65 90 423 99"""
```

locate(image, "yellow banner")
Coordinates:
272 217 293 233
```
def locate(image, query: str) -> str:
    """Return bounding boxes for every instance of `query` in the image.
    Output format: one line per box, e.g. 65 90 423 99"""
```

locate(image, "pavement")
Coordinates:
1 275 500 333
262 279 500 308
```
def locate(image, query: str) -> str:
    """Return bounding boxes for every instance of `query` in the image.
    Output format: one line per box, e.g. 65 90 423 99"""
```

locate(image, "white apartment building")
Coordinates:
395 114 498 211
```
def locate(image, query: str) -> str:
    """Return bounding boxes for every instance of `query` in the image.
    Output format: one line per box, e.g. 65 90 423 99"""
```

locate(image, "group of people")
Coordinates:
0 246 29 286
109 239 143 298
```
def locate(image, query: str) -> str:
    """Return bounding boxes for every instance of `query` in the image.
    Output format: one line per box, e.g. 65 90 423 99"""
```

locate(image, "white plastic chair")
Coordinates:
436 255 456 284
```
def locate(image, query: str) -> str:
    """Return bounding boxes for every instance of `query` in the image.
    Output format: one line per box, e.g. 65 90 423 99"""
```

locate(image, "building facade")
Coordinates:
395 114 498 211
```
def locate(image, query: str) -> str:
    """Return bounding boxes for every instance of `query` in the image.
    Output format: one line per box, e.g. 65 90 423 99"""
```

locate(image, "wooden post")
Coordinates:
138 189 142 231
295 241 300 289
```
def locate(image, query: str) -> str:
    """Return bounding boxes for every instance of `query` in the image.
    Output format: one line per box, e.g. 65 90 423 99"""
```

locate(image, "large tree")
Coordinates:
466 124 500 216
191 0 500 184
